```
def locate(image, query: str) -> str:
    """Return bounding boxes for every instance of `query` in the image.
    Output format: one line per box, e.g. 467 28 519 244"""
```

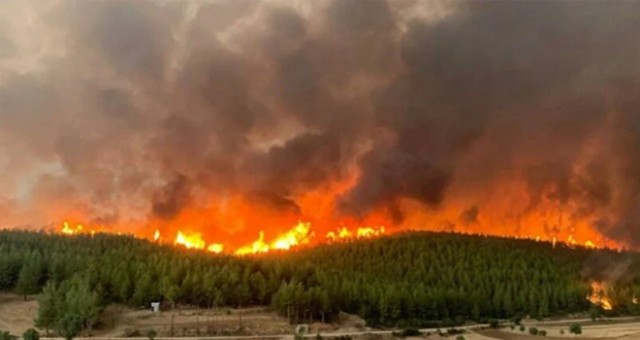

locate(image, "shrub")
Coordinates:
512 314 523 325
0 332 16 340
488 319 499 328
539 329 547 336
392 328 421 337
569 323 582 335
22 329 39 340
404 328 422 336
528 327 538 336
146 330 157 340
519 325 526 332
447 328 463 335
456 336 466 340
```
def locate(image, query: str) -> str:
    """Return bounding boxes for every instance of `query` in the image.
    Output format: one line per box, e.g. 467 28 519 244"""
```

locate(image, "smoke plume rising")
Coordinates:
2 0 640 247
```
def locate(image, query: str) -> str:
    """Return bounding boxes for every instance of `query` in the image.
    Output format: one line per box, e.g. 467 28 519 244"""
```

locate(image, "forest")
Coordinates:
0 230 639 338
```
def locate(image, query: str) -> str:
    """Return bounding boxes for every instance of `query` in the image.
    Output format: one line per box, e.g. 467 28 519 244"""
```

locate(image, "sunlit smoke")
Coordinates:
2 1 640 249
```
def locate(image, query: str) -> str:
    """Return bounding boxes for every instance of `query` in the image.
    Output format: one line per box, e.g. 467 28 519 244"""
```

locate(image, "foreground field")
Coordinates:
3 293 640 340
0 294 37 335
479 319 640 340
0 293 362 338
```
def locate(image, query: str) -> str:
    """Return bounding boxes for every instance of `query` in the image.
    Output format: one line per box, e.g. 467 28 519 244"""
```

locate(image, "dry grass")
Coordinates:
2 293 640 340
0 294 38 335
95 305 292 337
479 321 640 340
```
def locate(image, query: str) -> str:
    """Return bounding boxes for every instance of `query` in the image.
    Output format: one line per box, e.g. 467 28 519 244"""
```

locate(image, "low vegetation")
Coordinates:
570 323 583 335
392 327 421 337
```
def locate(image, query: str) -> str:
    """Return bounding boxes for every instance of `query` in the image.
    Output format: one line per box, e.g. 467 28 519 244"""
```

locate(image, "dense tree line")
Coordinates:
0 230 638 337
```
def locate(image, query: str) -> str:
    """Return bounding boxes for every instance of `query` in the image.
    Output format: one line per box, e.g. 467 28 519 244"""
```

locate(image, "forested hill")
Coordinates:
0 230 638 338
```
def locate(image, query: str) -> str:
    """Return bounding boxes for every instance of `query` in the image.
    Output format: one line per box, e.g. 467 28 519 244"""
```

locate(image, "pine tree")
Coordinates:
35 281 59 335
16 257 42 300
0 256 20 290
22 329 39 340
318 288 331 323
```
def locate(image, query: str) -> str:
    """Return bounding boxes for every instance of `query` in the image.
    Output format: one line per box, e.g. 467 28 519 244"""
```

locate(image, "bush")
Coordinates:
569 323 582 335
22 329 39 340
447 328 463 335
528 327 538 336
560 329 565 334
392 328 421 337
403 328 421 336
316 334 323 340
146 330 157 340
519 325 526 332
488 319 499 328
539 329 547 336
0 332 16 340
512 314 523 325
456 336 466 340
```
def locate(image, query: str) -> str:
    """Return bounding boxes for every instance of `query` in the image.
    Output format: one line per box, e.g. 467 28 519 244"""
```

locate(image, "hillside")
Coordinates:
0 230 638 338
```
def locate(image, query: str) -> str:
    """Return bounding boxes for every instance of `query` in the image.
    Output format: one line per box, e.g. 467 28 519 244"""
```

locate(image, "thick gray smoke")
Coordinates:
2 0 640 244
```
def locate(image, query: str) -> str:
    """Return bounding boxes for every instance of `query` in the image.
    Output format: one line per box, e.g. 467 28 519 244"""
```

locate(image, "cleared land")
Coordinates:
479 320 640 340
0 294 38 335
3 293 640 340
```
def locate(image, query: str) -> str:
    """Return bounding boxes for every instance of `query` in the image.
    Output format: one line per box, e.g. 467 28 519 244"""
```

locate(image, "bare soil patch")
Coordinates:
479 321 640 340
94 305 291 337
0 293 37 335
479 330 569 340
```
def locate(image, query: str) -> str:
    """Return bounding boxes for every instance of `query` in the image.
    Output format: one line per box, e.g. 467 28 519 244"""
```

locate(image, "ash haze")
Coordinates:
2 0 640 247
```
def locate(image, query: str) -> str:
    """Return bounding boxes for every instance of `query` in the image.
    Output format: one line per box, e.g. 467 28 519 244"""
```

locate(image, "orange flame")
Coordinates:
356 226 386 238
207 243 224 254
588 281 613 310
326 227 352 241
51 166 626 256
61 221 84 235
235 231 269 255
174 231 206 250
272 221 313 250
58 217 615 256
326 226 385 241
234 221 314 255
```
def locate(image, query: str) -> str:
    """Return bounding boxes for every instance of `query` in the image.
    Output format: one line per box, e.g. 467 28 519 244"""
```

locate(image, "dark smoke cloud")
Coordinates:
460 206 479 226
2 0 640 244
152 173 191 220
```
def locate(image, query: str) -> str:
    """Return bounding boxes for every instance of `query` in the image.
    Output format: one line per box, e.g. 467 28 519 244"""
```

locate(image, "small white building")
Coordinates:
151 302 161 313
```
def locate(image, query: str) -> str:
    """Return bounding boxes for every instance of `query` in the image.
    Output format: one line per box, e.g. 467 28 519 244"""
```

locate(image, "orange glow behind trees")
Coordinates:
58 218 618 256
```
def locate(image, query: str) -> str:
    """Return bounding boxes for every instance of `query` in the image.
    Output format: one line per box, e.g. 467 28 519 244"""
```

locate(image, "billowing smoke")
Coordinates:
2 0 640 246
